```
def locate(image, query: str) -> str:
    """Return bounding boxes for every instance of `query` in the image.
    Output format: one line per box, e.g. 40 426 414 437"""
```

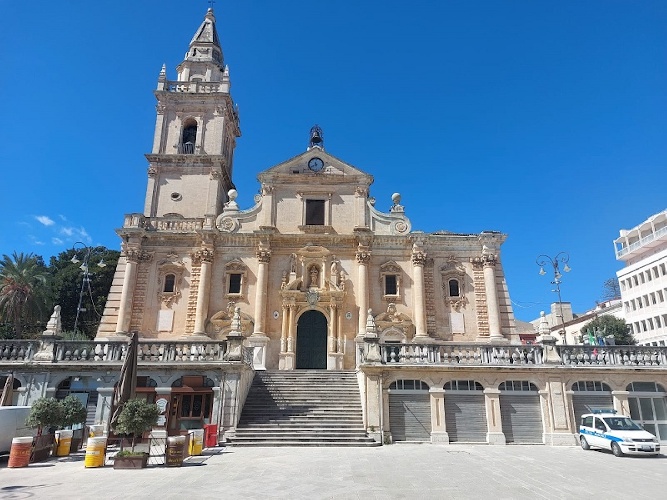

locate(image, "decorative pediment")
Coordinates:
375 303 415 340
208 302 254 337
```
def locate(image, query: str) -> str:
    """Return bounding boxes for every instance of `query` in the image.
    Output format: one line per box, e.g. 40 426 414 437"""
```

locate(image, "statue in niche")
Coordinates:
330 256 338 277
289 253 297 274
309 266 319 288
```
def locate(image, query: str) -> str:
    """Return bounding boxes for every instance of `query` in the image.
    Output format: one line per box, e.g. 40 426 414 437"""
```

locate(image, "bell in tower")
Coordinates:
309 125 324 149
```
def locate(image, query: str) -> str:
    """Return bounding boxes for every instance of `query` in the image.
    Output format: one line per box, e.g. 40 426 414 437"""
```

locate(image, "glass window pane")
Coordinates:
654 398 667 420
640 398 655 420
192 395 203 417
629 398 641 420
643 423 656 435
657 424 667 441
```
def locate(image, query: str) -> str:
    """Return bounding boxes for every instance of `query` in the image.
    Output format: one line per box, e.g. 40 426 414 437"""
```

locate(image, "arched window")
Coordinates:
449 279 460 297
180 120 197 154
389 380 429 391
499 381 538 391
444 380 483 391
572 381 612 392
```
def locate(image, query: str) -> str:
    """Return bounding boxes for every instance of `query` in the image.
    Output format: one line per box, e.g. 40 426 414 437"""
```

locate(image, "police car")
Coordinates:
579 410 661 457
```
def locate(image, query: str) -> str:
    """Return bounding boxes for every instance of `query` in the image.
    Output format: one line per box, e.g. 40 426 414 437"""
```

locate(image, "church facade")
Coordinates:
3 8 667 447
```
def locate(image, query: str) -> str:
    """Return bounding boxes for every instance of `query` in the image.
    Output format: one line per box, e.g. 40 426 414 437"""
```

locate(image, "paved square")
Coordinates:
1 445 665 499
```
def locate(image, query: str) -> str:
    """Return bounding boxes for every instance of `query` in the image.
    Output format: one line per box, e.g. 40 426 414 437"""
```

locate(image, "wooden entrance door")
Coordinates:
296 310 328 369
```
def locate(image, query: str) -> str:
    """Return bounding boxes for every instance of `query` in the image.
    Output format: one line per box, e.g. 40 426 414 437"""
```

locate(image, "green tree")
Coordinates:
112 398 160 453
581 315 636 345
0 252 51 338
49 247 119 338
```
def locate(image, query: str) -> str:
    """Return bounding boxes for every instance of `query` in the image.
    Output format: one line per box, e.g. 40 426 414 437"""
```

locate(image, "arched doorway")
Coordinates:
296 310 328 369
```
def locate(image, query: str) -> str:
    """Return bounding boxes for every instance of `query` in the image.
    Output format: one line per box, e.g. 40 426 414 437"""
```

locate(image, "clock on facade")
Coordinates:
308 157 324 172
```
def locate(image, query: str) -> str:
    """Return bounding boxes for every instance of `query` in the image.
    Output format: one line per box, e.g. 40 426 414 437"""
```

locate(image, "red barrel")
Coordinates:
8 437 34 468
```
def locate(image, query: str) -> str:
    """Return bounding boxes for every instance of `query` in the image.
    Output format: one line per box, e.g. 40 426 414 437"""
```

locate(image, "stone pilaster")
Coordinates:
482 254 503 341
356 245 371 337
470 257 489 338
484 388 506 444
430 388 449 444
117 246 151 334
411 247 428 340
192 247 214 336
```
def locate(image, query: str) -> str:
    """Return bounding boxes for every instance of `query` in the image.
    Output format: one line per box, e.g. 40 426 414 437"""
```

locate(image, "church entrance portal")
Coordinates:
296 310 328 369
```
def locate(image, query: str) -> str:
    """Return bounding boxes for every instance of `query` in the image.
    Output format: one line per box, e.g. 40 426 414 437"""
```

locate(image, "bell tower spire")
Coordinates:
144 8 241 219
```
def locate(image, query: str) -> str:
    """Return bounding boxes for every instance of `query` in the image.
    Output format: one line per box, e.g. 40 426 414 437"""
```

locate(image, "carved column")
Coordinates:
329 303 338 352
356 246 371 337
287 305 296 353
192 248 214 335
253 246 271 335
355 186 368 228
116 247 142 334
412 248 428 339
482 254 503 340
280 304 289 352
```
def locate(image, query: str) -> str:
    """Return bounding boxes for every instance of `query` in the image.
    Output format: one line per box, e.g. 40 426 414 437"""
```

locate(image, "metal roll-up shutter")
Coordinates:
389 393 431 442
572 394 613 426
500 394 543 444
445 394 487 442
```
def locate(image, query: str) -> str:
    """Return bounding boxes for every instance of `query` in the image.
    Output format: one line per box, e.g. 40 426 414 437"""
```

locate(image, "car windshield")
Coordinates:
603 417 643 431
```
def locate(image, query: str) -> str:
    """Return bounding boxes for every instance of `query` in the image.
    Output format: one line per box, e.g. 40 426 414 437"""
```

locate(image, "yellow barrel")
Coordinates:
55 429 73 457
8 437 34 468
89 425 105 437
166 436 186 467
188 429 204 456
84 437 107 468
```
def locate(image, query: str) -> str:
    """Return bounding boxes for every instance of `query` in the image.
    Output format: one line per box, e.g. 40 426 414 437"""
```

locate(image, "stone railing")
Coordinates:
166 80 228 94
373 343 544 366
559 345 667 367
48 340 244 364
122 214 204 232
0 340 40 362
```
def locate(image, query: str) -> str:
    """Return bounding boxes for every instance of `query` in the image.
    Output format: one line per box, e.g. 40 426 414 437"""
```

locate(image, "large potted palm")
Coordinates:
111 398 159 469
26 397 64 462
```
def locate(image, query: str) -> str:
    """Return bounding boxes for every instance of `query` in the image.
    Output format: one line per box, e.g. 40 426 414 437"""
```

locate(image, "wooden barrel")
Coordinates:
8 437 34 468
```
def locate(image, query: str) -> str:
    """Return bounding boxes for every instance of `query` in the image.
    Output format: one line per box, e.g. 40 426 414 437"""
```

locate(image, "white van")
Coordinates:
579 410 660 457
0 406 35 455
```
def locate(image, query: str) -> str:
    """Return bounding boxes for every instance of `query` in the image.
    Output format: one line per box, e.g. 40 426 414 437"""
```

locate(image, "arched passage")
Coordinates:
296 310 328 369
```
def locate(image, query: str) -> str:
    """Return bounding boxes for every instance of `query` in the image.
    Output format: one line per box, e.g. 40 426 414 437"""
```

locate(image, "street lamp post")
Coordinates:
536 252 571 344
71 242 106 334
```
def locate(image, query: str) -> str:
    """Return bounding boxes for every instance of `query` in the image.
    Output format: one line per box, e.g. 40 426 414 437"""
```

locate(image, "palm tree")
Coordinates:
0 252 50 338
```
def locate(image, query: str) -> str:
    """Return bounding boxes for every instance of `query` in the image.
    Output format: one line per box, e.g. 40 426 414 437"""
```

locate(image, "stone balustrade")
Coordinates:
375 343 544 366
0 340 39 362
559 345 667 367
46 340 253 365
122 214 204 232
166 80 228 94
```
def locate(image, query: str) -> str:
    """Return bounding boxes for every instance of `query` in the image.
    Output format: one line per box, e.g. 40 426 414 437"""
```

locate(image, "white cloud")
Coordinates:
52 237 64 245
35 215 55 226
61 227 74 237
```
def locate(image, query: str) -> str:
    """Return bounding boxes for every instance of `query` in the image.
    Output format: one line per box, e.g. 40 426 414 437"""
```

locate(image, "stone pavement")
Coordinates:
1 445 665 500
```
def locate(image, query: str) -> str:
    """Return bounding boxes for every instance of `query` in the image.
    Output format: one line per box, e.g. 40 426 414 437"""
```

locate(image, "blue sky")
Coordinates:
1 1 665 322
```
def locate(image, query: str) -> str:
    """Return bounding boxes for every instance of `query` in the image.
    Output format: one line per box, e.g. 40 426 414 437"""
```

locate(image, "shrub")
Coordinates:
112 399 159 452
26 397 64 434
61 395 88 428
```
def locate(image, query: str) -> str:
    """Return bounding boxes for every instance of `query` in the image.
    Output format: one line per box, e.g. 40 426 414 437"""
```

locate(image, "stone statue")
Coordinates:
289 253 297 273
309 266 319 287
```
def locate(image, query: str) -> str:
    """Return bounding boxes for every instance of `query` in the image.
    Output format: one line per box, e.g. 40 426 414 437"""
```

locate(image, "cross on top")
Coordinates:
208 0 216 8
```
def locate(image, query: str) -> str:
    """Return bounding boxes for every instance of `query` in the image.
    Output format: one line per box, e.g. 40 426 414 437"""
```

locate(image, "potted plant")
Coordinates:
60 395 88 453
25 397 64 462
111 399 159 469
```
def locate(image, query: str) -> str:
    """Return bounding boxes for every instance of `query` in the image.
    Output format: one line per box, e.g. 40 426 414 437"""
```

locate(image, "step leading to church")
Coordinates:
228 371 379 447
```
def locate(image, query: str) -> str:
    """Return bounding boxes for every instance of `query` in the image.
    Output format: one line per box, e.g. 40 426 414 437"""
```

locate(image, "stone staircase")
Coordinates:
229 370 379 447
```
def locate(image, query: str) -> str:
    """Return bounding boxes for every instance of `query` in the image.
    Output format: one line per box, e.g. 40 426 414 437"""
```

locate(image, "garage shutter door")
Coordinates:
572 394 613 427
445 394 487 442
389 393 431 442
500 394 543 444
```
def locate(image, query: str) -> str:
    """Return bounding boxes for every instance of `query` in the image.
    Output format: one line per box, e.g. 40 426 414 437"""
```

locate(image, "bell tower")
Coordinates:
144 8 241 219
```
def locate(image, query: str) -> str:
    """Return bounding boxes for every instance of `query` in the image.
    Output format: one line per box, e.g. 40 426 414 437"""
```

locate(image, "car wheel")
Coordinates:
611 442 623 457
580 436 590 450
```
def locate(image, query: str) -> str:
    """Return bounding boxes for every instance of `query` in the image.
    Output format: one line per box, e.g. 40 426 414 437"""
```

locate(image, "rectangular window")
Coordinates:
305 200 325 225
385 275 398 295
228 273 242 294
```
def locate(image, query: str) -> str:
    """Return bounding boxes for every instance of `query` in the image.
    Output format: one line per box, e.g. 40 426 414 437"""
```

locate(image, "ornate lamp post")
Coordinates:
70 242 106 334
536 252 571 344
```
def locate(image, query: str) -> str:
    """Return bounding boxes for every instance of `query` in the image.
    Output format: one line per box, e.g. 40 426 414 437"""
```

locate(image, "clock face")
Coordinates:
308 157 324 172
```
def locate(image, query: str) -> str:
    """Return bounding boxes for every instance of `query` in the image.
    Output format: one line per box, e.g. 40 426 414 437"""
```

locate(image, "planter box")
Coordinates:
31 434 55 463
113 452 149 469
